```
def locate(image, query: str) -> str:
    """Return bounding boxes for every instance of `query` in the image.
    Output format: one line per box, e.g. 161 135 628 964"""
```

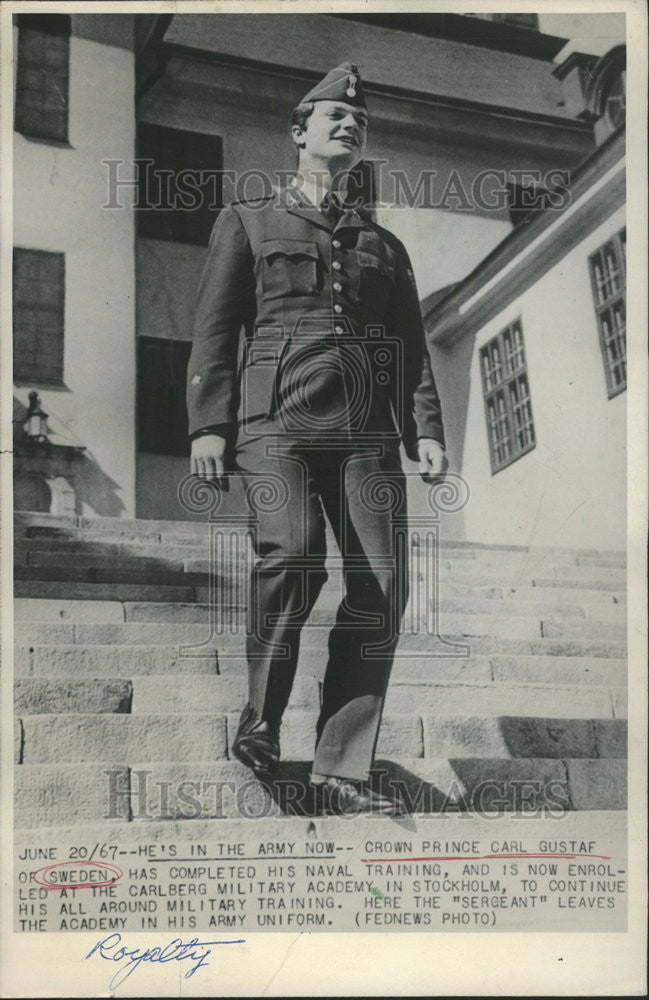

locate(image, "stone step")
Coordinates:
575 552 627 568
14 580 199 603
16 644 220 677
14 755 627 826
18 516 623 558
14 679 133 715
540 617 626 641
15 563 192 586
15 712 419 764
15 645 627 689
13 672 625 726
15 698 627 765
17 714 229 764
15 763 131 826
17 512 627 556
14 511 624 559
23 524 168 544
15 599 126 623
15 512 81 530
528 576 625 592
13 620 628 660
17 540 220 567
14 585 582 620
16 514 205 536
13 571 627 622
220 591 626 623
15 550 628 610
415 535 627 566
12 592 624 625
19 536 626 587
17 527 627 568
386 682 623 719
137 675 623 722
16 541 627 595
19 549 187 574
436 562 626 585
489 654 626 687
14 598 626 643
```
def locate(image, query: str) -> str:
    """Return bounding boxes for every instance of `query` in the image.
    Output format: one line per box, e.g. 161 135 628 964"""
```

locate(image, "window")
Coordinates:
14 14 70 144
588 229 626 397
137 336 192 456
480 319 536 473
13 248 65 386
136 123 223 246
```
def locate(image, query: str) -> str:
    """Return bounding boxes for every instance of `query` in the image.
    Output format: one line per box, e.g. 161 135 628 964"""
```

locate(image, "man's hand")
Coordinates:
417 438 447 482
190 434 228 488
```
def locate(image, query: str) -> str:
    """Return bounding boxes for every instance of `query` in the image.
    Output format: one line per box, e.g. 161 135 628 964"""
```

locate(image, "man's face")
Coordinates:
294 100 368 170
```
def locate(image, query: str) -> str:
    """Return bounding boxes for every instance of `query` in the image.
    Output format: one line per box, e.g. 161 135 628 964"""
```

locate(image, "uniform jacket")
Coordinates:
186 188 444 461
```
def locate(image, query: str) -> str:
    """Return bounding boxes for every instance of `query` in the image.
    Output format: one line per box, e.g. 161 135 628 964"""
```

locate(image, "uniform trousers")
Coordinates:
235 429 409 781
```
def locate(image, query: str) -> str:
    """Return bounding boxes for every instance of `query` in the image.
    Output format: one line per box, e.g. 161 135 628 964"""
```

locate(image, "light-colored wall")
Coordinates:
14 31 136 517
375 207 512 299
457 205 626 551
539 12 626 58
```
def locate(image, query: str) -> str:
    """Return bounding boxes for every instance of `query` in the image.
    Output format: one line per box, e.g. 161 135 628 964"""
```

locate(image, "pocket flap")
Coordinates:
356 250 396 280
261 239 319 260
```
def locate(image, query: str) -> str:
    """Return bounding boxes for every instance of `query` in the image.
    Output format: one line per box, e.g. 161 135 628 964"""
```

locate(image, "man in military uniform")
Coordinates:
187 63 445 815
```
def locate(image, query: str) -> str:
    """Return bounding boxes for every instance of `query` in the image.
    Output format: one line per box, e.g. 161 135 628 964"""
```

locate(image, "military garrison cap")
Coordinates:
301 63 367 109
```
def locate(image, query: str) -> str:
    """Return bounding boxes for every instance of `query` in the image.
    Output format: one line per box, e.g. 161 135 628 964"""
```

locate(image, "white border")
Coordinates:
1 2 646 996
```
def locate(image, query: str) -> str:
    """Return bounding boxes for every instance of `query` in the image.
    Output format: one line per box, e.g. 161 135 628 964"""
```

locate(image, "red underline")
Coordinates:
361 853 613 863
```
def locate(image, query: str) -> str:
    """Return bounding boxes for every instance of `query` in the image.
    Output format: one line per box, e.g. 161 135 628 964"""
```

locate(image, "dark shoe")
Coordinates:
312 776 404 816
232 703 280 776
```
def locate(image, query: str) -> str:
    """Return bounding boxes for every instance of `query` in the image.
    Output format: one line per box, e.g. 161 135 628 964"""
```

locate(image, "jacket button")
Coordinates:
332 260 341 271
332 239 341 249
333 282 342 292
334 325 344 335
334 304 343 314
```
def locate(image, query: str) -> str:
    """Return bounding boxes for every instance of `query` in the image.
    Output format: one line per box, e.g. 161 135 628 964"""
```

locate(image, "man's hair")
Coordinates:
290 102 315 147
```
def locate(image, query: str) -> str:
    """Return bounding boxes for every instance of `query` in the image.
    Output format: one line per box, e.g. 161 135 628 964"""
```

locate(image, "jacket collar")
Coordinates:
281 187 332 232
277 186 368 233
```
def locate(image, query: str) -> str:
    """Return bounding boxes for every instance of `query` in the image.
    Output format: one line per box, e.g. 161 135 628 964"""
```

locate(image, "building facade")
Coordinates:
13 14 137 517
11 12 626 548
424 129 626 549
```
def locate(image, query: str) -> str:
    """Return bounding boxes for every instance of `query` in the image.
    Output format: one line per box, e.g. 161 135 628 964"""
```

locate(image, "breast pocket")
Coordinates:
356 249 396 309
260 240 319 300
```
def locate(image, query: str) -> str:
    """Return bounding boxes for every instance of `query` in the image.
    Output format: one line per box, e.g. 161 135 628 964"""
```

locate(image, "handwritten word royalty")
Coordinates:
85 932 245 990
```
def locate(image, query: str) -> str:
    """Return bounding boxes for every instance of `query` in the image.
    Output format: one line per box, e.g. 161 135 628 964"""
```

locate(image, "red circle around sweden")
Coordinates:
32 860 124 890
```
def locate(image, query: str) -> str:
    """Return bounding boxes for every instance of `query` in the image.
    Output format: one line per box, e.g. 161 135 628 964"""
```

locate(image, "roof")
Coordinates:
332 13 567 61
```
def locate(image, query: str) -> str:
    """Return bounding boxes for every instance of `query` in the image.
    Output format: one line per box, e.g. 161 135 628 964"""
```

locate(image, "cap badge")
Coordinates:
346 73 357 98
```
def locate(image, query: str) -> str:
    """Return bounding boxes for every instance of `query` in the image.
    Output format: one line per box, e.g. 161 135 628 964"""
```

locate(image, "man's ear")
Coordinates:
291 124 306 149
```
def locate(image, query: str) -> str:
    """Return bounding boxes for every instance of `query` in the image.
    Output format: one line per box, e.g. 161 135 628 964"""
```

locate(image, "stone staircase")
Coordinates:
13 511 627 829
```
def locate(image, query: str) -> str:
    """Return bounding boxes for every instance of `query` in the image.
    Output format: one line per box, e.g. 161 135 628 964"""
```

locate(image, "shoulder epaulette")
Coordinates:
362 213 402 248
